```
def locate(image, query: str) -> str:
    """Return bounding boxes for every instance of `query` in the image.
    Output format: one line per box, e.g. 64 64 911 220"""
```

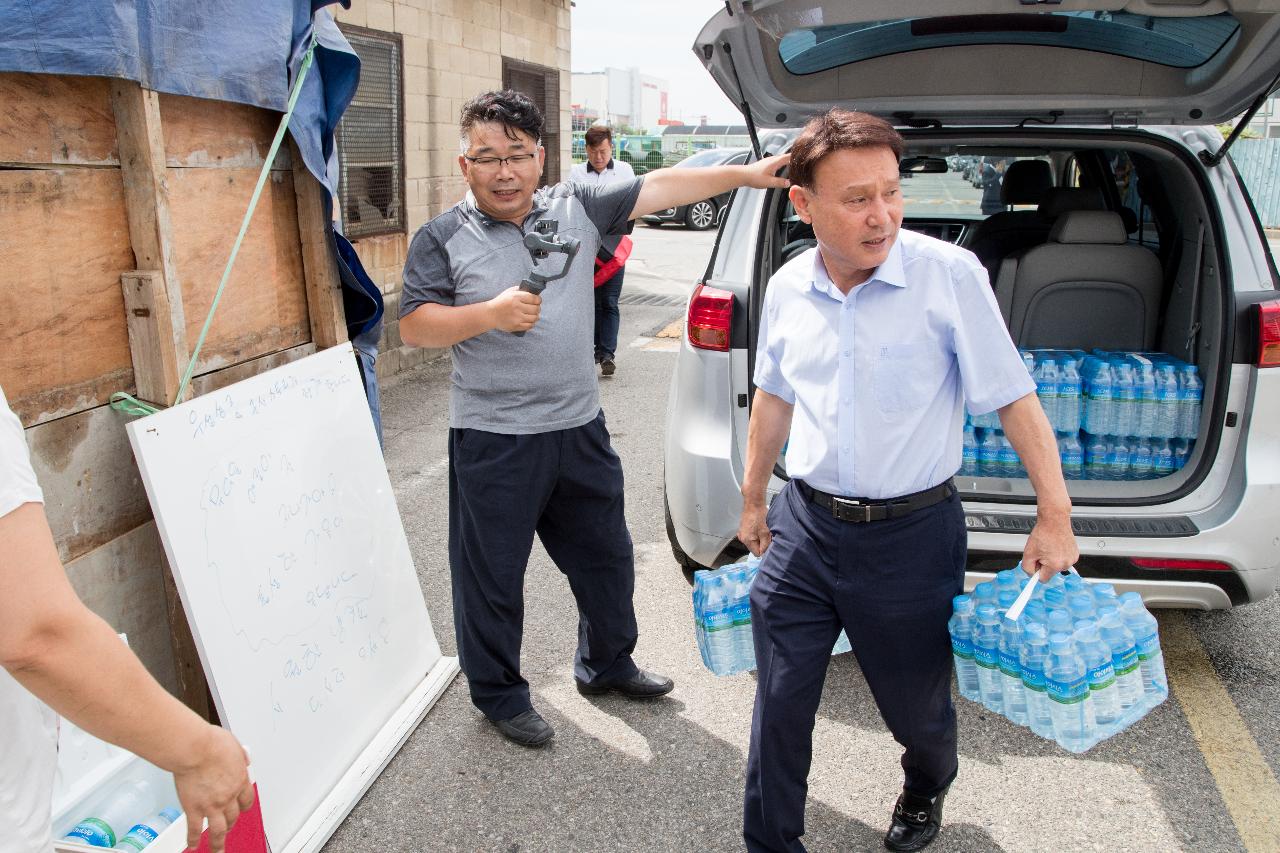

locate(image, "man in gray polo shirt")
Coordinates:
400 90 788 747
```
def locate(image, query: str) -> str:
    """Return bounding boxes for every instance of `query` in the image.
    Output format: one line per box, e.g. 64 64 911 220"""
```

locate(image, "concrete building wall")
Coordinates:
333 0 572 379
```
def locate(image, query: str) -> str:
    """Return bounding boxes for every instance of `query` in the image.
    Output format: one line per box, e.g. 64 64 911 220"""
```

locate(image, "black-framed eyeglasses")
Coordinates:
464 152 539 170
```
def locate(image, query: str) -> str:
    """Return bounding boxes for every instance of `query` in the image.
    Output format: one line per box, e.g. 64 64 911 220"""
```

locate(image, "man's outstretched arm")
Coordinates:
630 154 791 221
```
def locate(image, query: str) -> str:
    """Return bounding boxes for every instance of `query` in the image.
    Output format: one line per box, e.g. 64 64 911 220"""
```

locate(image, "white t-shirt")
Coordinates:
0 386 59 853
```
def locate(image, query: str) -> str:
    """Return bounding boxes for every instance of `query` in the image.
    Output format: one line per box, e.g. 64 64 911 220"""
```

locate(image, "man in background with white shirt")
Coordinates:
570 126 635 376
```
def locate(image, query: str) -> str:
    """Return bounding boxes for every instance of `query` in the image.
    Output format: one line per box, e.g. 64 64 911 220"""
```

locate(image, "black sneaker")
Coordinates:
600 357 616 376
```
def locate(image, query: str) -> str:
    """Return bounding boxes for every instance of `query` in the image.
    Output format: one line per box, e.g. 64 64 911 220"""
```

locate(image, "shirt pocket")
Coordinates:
872 341 951 415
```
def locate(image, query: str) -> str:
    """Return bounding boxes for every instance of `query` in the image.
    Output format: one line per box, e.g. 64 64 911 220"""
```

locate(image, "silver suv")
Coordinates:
664 1 1280 608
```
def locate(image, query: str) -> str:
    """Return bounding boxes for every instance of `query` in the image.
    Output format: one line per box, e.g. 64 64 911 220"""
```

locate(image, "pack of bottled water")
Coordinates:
693 555 852 676
948 566 1167 753
961 348 1201 482
1081 351 1202 443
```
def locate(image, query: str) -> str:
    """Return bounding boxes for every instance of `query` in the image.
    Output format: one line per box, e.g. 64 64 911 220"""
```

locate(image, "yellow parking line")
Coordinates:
1163 611 1280 852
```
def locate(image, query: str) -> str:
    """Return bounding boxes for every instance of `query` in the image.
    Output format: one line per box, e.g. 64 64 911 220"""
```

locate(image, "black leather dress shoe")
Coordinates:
883 787 947 852
491 709 554 747
575 668 674 698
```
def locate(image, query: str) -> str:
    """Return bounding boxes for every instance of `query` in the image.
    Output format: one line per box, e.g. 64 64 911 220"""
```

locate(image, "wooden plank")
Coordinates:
159 548 212 720
26 403 151 566
0 73 118 166
0 168 136 427
290 139 349 348
166 166 311 372
110 80 191 402
62 522 181 700
121 271 184 407
159 92 289 170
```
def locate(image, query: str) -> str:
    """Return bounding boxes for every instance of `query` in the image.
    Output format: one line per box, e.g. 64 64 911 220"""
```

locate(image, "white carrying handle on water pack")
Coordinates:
1005 565 1081 622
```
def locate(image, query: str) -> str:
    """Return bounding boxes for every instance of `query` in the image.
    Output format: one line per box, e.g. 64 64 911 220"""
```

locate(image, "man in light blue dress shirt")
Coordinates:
737 111 1078 852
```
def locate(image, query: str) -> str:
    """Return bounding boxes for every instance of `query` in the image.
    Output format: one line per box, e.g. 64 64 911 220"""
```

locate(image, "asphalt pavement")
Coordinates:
324 224 1280 852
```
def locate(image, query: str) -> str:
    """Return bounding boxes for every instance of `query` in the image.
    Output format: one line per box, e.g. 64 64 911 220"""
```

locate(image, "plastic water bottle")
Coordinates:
1087 361 1114 436
1043 586 1068 617
978 429 1001 478
1063 573 1087 595
996 431 1020 479
704 575 735 674
1067 592 1096 626
1152 439 1175 478
1020 623 1055 738
948 596 981 701
1130 438 1154 481
1091 582 1118 606
113 807 181 851
1099 612 1144 716
1075 621 1121 732
1136 364 1157 438
1171 439 1191 472
1113 361 1136 438
972 581 997 609
1179 366 1203 439
1046 609 1074 640
1120 592 1168 703
961 423 979 477
1059 360 1082 434
999 614 1028 725
1155 365 1179 438
1059 432 1083 481
1044 633 1097 753
833 629 852 655
1084 433 1109 481
1035 358 1061 431
65 780 158 848
1107 436 1132 482
973 605 1004 714
729 564 756 671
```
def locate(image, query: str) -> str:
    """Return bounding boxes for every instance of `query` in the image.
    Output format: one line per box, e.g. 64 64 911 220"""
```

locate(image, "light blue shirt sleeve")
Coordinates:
952 265 1036 415
752 284 796 404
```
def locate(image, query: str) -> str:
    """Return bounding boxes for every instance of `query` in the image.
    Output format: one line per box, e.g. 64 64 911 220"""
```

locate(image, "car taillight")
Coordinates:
1131 557 1233 572
688 283 733 351
1258 300 1280 367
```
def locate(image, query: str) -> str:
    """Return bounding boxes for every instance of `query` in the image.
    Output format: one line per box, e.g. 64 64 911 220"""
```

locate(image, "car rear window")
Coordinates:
779 12 1240 75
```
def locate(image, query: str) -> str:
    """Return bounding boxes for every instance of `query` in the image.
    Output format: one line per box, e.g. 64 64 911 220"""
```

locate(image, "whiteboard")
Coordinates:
128 343 455 851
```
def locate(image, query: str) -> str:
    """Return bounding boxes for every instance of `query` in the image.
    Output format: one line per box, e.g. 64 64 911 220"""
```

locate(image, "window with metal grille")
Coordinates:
336 25 405 239
503 58 561 185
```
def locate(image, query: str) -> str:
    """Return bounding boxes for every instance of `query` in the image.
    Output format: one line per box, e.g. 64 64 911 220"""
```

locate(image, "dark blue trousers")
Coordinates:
594 267 624 362
743 481 965 853
447 410 640 721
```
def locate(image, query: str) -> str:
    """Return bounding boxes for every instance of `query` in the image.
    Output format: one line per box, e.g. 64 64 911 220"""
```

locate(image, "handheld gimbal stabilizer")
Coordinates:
513 219 581 337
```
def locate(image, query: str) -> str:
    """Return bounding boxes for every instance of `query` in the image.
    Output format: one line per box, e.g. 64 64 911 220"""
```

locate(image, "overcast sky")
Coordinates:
570 0 743 126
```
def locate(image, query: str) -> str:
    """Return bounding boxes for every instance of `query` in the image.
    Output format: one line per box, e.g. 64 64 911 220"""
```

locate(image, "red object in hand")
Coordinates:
187 785 267 853
594 236 633 287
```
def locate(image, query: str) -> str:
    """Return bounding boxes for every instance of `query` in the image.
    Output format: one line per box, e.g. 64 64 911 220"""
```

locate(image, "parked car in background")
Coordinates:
664 0 1280 609
641 147 751 230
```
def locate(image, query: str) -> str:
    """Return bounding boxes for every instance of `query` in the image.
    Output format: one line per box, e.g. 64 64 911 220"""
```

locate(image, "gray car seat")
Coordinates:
994 210 1163 351
962 159 1055 279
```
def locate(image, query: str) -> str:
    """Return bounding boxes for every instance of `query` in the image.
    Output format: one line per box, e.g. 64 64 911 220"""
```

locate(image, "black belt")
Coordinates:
796 478 956 523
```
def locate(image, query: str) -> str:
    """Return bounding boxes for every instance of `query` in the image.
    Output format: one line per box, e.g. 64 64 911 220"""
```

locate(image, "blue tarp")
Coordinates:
0 0 357 196
0 0 386 414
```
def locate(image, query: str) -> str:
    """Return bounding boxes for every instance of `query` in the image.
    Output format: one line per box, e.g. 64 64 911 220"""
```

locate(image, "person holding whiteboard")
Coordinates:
0 386 255 853
399 89 789 747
